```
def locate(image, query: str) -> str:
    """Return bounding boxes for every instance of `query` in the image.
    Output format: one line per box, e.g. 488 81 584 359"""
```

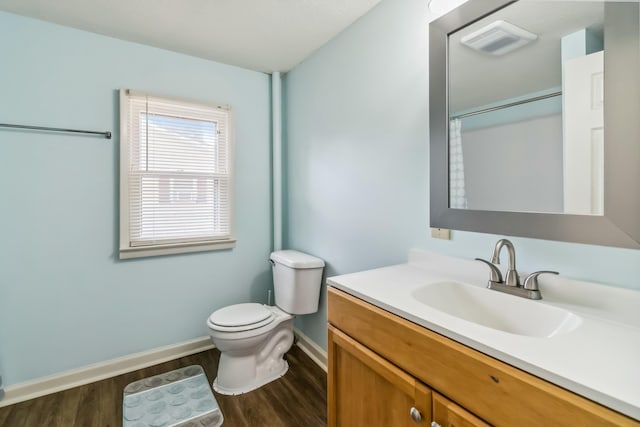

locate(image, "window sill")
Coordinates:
119 239 236 259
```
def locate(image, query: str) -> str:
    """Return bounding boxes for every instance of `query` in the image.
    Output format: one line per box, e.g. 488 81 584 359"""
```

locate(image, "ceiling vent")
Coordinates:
460 20 538 56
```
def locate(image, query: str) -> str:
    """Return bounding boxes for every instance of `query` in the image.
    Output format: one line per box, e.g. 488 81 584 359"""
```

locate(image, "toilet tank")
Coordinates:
270 250 325 315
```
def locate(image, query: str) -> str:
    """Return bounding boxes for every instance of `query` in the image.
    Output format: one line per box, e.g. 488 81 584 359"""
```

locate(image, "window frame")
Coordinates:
119 89 236 259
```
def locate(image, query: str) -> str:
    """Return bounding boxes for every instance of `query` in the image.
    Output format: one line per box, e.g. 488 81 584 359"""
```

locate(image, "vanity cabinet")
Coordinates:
327 287 640 427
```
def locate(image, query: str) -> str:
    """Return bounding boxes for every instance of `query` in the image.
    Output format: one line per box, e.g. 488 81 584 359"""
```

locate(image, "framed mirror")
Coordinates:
429 0 640 248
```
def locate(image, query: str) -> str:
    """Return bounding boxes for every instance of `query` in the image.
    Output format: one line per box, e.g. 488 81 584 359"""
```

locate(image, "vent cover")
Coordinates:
460 20 537 56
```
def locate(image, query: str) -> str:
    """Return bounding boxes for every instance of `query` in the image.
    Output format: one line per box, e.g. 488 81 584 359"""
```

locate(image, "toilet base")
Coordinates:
212 360 289 395
209 313 294 395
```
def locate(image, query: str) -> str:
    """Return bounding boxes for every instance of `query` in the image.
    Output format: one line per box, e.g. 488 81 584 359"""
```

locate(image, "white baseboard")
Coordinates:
294 328 328 372
0 336 213 408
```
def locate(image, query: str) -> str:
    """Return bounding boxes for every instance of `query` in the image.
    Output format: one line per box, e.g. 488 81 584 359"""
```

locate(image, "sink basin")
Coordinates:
411 281 582 338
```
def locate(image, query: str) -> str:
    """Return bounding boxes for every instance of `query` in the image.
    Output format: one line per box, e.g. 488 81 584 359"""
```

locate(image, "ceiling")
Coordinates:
0 0 382 73
449 1 604 112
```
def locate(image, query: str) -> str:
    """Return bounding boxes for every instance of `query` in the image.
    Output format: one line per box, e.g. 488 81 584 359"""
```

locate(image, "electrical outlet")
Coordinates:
431 228 451 240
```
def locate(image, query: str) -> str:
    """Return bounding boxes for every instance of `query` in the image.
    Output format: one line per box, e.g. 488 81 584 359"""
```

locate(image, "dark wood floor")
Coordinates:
0 345 327 427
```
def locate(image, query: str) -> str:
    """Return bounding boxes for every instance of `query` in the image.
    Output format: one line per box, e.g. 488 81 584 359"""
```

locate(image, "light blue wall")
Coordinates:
0 12 272 387
562 28 604 68
284 0 640 349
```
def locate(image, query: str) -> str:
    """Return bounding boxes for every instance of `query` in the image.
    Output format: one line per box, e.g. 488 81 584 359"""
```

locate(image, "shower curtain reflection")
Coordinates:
448 118 468 209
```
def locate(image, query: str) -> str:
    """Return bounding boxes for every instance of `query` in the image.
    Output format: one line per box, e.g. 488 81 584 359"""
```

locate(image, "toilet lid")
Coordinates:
209 303 274 328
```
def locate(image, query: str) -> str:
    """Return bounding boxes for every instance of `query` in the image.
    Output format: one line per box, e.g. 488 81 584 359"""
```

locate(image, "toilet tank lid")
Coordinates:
270 250 325 269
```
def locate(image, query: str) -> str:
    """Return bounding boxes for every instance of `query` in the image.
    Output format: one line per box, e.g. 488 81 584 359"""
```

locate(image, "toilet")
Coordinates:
206 250 325 395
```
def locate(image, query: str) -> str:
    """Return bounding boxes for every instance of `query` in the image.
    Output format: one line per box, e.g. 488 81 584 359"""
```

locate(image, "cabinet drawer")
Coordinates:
328 287 639 427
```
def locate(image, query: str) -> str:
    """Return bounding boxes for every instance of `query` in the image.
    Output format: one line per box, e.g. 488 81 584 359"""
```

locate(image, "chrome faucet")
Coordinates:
476 239 558 300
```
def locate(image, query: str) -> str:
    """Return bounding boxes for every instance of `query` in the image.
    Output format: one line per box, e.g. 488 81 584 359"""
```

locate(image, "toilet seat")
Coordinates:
208 303 275 332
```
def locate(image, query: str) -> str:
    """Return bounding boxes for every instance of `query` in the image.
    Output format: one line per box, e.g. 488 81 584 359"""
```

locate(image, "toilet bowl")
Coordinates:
207 304 294 395
207 250 324 395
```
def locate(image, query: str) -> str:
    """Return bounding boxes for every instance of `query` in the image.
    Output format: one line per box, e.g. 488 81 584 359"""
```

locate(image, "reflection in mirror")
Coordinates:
448 1 604 215
430 0 640 248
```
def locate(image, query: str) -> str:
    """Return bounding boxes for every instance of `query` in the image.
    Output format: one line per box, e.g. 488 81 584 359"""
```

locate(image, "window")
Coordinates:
119 89 235 259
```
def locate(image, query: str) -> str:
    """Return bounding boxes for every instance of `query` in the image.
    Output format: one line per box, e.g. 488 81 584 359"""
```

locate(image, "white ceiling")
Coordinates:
449 1 604 112
0 0 382 73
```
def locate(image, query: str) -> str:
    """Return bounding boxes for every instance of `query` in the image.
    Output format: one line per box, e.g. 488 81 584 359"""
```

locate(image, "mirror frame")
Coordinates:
429 0 640 249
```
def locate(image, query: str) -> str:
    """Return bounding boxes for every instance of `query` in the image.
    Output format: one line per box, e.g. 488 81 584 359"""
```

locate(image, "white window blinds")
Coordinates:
119 90 235 258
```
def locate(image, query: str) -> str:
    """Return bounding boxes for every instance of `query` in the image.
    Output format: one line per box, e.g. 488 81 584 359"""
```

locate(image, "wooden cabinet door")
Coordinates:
328 325 432 427
432 392 490 427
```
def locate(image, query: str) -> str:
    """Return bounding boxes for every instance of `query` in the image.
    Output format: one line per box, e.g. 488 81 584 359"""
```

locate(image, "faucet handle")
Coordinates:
523 271 559 291
475 258 503 283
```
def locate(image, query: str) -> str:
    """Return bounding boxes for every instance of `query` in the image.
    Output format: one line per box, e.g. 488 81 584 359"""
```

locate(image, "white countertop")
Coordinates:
327 250 640 420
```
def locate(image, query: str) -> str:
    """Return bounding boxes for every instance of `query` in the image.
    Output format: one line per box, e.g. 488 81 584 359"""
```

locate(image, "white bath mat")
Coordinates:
123 365 223 427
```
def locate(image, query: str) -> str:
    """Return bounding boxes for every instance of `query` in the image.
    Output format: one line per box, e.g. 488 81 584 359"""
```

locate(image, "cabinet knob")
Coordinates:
410 407 422 423
431 422 442 427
